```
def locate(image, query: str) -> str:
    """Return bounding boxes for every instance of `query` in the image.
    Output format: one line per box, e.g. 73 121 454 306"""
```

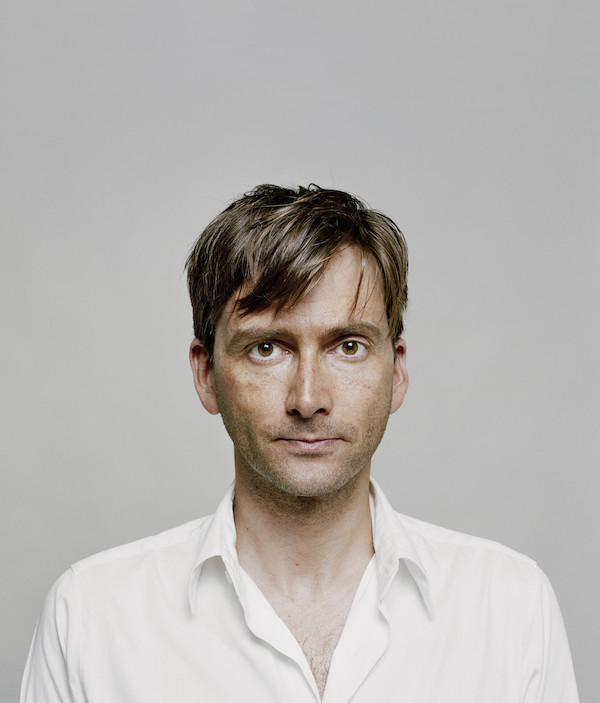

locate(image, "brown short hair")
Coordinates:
186 184 408 357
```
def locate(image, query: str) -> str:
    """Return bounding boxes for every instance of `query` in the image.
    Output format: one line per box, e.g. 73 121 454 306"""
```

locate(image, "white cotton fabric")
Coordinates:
21 479 579 702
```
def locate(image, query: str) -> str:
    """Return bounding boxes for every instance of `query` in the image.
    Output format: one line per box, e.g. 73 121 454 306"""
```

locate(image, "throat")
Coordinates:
233 467 375 697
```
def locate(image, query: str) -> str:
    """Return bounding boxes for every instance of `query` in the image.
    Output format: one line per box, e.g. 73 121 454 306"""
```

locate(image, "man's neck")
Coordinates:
232 467 374 596
232 466 375 698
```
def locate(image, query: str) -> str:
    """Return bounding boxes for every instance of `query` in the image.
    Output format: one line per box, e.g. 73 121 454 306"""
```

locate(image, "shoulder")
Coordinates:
22 517 216 700
372 479 548 601
46 517 210 606
71 517 208 574
395 510 549 602
400 511 537 564
380 510 579 698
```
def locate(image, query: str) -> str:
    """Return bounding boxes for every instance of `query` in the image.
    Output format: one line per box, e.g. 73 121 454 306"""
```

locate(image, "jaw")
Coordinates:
233 451 372 523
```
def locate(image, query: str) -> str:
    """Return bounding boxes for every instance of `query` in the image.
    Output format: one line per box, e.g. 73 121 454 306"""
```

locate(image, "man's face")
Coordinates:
191 245 408 498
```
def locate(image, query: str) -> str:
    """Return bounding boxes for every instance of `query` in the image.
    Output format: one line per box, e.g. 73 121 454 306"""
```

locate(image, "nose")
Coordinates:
285 355 332 418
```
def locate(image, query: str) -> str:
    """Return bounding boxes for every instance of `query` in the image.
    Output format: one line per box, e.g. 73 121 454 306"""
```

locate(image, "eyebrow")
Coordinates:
225 321 386 352
326 322 385 341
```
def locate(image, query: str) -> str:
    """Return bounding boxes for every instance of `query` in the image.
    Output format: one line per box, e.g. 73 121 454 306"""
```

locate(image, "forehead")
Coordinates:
217 246 389 340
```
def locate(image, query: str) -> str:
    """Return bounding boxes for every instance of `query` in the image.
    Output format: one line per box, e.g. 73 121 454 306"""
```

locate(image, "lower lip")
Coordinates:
279 438 340 452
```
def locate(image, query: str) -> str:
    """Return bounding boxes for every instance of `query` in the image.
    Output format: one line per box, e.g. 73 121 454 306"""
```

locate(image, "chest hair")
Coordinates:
269 586 358 698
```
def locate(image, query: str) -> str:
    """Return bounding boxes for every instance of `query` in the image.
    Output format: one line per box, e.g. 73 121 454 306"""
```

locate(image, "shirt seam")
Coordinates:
398 522 540 571
75 569 85 703
71 520 207 575
532 573 547 703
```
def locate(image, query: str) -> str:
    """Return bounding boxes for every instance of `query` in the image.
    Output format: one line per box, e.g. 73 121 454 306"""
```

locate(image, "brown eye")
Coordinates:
257 343 274 357
250 342 285 362
341 341 359 355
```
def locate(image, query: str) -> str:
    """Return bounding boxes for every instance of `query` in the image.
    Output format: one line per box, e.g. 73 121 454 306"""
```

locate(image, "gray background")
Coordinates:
2 1 598 701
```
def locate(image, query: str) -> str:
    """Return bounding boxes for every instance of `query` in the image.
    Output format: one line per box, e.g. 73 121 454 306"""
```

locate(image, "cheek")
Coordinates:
214 365 279 420
337 363 394 406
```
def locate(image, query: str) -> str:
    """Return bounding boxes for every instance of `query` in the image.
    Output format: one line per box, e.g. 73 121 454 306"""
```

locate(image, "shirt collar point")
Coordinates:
370 477 435 620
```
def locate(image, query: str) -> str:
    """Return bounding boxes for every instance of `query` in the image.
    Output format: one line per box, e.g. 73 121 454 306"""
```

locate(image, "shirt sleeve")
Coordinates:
521 568 579 703
20 568 84 703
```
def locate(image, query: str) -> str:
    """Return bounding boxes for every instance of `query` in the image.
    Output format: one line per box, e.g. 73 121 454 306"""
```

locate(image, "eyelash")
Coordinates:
335 340 366 358
247 339 368 362
248 342 287 360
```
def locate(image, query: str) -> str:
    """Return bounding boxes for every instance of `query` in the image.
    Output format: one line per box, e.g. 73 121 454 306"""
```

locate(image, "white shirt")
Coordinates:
21 479 579 702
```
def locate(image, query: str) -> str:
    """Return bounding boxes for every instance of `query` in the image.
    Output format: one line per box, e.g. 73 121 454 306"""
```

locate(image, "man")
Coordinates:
21 184 578 702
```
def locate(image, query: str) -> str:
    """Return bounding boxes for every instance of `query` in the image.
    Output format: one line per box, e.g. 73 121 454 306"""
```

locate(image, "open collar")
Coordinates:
369 478 434 619
187 482 238 615
188 478 434 619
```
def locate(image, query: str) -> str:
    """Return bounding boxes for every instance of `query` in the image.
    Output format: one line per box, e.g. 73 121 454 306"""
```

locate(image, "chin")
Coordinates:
257 462 365 499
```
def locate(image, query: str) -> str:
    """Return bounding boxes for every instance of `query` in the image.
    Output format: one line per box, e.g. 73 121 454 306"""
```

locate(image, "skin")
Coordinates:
189 245 408 697
190 245 408 502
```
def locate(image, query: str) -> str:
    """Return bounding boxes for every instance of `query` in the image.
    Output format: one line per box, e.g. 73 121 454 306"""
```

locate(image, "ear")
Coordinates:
189 338 221 415
390 338 409 414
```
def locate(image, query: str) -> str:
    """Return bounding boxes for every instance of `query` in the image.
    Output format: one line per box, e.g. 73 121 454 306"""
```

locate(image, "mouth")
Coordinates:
277 437 341 452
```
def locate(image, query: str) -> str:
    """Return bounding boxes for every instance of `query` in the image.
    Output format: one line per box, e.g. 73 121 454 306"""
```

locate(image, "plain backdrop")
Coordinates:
1 1 598 701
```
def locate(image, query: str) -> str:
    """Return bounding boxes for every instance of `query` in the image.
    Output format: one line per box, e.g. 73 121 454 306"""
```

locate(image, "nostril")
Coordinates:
285 359 332 418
